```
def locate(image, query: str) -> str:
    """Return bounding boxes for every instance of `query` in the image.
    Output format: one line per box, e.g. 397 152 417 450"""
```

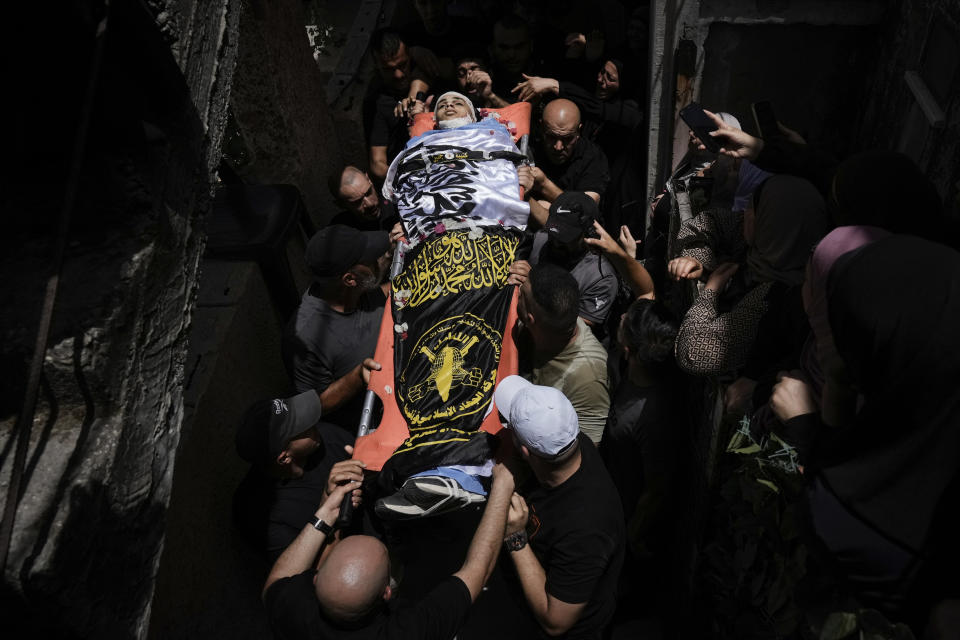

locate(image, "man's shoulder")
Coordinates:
571 320 609 364
572 135 604 161
385 576 471 640
572 252 617 287
563 439 622 518
264 571 324 638
529 440 622 533
290 292 334 329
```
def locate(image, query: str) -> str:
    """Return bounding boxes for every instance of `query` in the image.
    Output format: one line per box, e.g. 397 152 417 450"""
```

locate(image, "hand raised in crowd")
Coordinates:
584 29 605 62
584 220 627 258
507 259 531 286
322 444 366 507
667 256 704 281
512 74 559 102
700 109 765 161
466 69 495 99
704 262 739 292
564 32 586 58
505 492 529 536
771 370 817 422
618 225 639 260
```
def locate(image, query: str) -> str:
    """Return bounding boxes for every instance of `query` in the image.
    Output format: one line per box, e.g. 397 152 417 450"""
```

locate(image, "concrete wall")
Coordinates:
0 0 239 636
148 261 287 639
855 0 960 204
228 0 345 228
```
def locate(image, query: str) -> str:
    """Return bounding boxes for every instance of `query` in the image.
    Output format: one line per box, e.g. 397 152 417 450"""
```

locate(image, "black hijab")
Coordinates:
821 235 960 553
747 175 829 286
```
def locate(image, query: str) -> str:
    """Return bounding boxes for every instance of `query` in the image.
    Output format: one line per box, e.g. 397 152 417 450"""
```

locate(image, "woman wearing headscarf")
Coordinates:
771 235 960 630
748 225 891 444
511 58 645 234
674 174 829 376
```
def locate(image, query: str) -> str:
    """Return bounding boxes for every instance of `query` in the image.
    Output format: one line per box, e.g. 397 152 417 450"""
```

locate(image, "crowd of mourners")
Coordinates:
230 1 960 638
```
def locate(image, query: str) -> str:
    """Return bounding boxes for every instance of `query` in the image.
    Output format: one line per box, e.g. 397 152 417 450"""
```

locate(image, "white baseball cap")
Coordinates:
494 376 579 457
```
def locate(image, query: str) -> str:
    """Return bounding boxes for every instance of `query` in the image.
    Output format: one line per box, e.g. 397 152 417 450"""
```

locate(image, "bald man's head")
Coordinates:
314 535 391 623
541 99 582 165
330 166 380 221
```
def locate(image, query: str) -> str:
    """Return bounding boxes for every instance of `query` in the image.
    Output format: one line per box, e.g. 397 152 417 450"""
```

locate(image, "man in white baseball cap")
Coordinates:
493 375 625 639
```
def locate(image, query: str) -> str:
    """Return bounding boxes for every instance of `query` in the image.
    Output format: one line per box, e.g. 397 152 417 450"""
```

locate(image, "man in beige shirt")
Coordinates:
515 263 610 443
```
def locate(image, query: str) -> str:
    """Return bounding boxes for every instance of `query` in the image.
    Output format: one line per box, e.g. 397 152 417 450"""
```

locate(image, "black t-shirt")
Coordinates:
265 572 472 640
524 434 625 639
364 88 410 167
233 422 353 563
329 201 400 233
599 364 682 538
281 288 385 429
536 136 610 199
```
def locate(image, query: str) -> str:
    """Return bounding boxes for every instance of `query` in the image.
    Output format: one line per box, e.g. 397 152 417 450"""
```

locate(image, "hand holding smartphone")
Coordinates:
679 102 721 153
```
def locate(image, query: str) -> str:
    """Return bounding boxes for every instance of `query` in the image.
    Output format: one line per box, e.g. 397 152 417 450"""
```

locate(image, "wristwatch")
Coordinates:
310 515 333 535
503 529 528 552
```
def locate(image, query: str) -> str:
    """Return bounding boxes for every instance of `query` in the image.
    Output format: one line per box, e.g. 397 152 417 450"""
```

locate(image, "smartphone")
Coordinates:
751 100 781 140
679 102 721 153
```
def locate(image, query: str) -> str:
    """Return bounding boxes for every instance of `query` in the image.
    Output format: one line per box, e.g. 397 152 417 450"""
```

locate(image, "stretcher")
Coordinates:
352 103 532 480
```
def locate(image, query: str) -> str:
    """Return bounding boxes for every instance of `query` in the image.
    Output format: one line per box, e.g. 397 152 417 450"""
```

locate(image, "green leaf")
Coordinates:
730 443 762 455
819 612 858 640
756 478 780 493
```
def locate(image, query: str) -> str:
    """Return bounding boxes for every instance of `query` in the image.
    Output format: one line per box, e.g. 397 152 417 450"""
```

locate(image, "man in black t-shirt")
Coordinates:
233 375 378 561
262 458 517 639
282 225 390 431
494 376 625 639
364 29 416 183
527 99 610 219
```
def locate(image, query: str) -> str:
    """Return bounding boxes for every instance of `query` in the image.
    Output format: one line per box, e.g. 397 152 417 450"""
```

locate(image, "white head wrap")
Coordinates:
434 91 477 129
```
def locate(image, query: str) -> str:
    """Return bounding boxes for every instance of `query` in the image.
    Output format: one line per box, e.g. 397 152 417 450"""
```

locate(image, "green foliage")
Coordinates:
698 416 807 638
695 416 915 639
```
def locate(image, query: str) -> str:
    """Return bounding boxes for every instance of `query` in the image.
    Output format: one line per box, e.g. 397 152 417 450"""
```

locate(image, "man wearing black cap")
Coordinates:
233 385 371 561
282 225 390 432
531 192 618 328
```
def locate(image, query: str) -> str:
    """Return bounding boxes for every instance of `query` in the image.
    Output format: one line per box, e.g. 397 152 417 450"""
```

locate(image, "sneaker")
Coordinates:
375 475 486 520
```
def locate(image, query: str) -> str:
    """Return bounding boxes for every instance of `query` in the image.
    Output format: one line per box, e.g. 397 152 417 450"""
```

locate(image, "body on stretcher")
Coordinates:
352 104 533 489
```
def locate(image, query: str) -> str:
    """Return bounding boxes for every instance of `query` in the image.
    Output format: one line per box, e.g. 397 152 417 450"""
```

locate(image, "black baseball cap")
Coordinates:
235 390 324 465
305 225 390 278
545 192 599 245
